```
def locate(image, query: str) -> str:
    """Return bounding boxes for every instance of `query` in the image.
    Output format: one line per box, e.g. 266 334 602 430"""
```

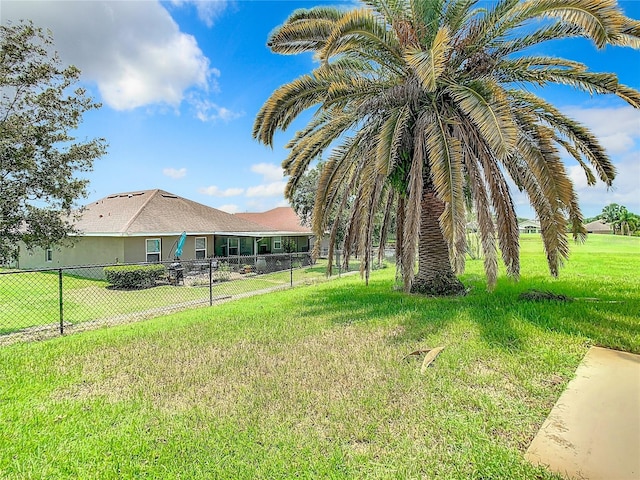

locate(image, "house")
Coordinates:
518 219 541 234
17 189 313 270
235 207 314 254
584 219 613 234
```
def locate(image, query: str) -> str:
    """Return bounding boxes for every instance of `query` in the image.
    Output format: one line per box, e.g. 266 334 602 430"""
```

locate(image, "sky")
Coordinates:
1 0 639 218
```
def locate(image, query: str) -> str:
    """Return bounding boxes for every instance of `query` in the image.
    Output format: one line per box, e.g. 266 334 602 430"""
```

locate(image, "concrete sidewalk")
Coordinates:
525 347 640 479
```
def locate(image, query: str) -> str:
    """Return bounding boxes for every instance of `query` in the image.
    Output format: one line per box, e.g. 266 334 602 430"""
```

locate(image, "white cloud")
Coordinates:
245 198 289 211
2 1 221 112
191 96 244 122
246 181 287 198
568 159 640 214
563 105 640 154
199 185 244 197
170 0 231 27
250 163 284 182
216 204 240 214
163 167 187 179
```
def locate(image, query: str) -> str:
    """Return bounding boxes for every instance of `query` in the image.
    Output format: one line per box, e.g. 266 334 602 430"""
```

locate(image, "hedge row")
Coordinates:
104 264 166 289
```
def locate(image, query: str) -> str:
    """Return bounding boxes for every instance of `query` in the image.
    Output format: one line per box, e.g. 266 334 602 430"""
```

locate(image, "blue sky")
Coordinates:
2 0 639 218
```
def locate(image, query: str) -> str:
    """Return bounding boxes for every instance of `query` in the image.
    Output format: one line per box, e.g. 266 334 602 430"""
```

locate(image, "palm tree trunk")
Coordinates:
410 187 466 295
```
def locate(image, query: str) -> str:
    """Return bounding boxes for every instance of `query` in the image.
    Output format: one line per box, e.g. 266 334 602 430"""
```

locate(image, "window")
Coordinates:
195 237 206 259
146 238 161 262
273 236 282 250
45 249 53 262
228 237 239 256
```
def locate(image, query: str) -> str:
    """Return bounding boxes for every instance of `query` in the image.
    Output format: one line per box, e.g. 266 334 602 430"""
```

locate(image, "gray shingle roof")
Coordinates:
75 189 270 235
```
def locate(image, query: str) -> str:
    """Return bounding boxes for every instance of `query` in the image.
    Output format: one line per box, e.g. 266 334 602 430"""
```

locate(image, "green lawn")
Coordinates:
0 235 638 479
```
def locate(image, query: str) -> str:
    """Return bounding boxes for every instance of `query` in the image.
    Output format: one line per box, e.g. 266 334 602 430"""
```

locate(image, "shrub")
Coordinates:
214 262 231 282
104 264 166 289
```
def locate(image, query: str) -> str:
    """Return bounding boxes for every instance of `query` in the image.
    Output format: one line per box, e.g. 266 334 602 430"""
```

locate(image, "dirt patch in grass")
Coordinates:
56 325 436 441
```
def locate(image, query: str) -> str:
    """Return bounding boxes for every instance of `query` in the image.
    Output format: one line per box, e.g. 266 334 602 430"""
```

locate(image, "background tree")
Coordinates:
599 203 639 235
600 203 625 224
254 0 640 294
291 161 394 271
0 22 106 262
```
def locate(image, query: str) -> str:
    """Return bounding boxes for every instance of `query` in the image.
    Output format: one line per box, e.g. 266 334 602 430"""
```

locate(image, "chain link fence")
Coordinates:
1 252 367 345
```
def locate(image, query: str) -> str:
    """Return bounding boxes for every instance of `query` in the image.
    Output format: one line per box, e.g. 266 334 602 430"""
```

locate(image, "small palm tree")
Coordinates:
254 0 640 294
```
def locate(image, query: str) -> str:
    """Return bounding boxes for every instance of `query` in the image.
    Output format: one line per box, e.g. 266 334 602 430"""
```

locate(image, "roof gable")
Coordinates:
584 220 612 232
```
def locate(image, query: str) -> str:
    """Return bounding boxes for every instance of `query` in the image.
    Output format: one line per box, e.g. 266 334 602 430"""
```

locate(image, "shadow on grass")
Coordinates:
298 272 640 354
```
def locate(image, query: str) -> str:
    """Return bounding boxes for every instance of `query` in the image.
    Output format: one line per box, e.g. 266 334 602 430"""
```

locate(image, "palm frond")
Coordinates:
375 104 411 177
448 80 518 160
459 140 499 289
253 73 330 145
377 188 396 265
404 26 451 92
473 141 519 278
401 124 425 291
521 0 627 49
267 12 340 55
509 89 617 185
556 138 597 186
321 8 403 66
494 22 583 56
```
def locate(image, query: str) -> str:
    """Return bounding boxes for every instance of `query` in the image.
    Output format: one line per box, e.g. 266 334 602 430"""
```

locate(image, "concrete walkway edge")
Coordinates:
525 347 640 479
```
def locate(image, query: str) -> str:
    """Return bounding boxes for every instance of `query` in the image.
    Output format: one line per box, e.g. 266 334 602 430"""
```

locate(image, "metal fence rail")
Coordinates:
0 252 364 345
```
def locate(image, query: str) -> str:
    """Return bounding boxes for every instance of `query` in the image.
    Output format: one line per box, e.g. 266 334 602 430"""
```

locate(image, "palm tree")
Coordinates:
253 0 640 295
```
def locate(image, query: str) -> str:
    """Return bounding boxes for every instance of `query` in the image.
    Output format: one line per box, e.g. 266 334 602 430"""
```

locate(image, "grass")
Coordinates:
0 234 638 479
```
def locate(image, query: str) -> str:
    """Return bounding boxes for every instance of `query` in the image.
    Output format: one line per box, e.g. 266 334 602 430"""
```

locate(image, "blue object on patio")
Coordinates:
175 231 187 258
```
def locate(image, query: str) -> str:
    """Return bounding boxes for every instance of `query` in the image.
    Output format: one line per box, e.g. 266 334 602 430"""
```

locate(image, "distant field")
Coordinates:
0 234 638 478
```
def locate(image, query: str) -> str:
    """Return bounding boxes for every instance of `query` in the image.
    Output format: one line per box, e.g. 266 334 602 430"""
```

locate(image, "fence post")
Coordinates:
209 258 213 306
290 253 293 287
58 268 64 335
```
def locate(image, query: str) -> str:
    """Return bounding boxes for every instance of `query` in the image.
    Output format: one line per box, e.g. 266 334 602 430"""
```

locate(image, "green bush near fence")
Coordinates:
104 264 166 289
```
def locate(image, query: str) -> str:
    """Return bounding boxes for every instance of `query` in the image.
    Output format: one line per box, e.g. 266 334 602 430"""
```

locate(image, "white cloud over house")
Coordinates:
250 163 285 182
216 204 240 214
163 167 187 179
245 182 287 198
198 185 244 197
242 162 287 199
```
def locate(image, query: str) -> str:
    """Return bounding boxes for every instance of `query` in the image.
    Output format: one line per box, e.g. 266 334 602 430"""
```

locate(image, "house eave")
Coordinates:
73 231 312 238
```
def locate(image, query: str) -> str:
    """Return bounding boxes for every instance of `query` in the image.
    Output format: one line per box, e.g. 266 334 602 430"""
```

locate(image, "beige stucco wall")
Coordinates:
18 236 125 270
123 235 215 263
17 234 220 271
